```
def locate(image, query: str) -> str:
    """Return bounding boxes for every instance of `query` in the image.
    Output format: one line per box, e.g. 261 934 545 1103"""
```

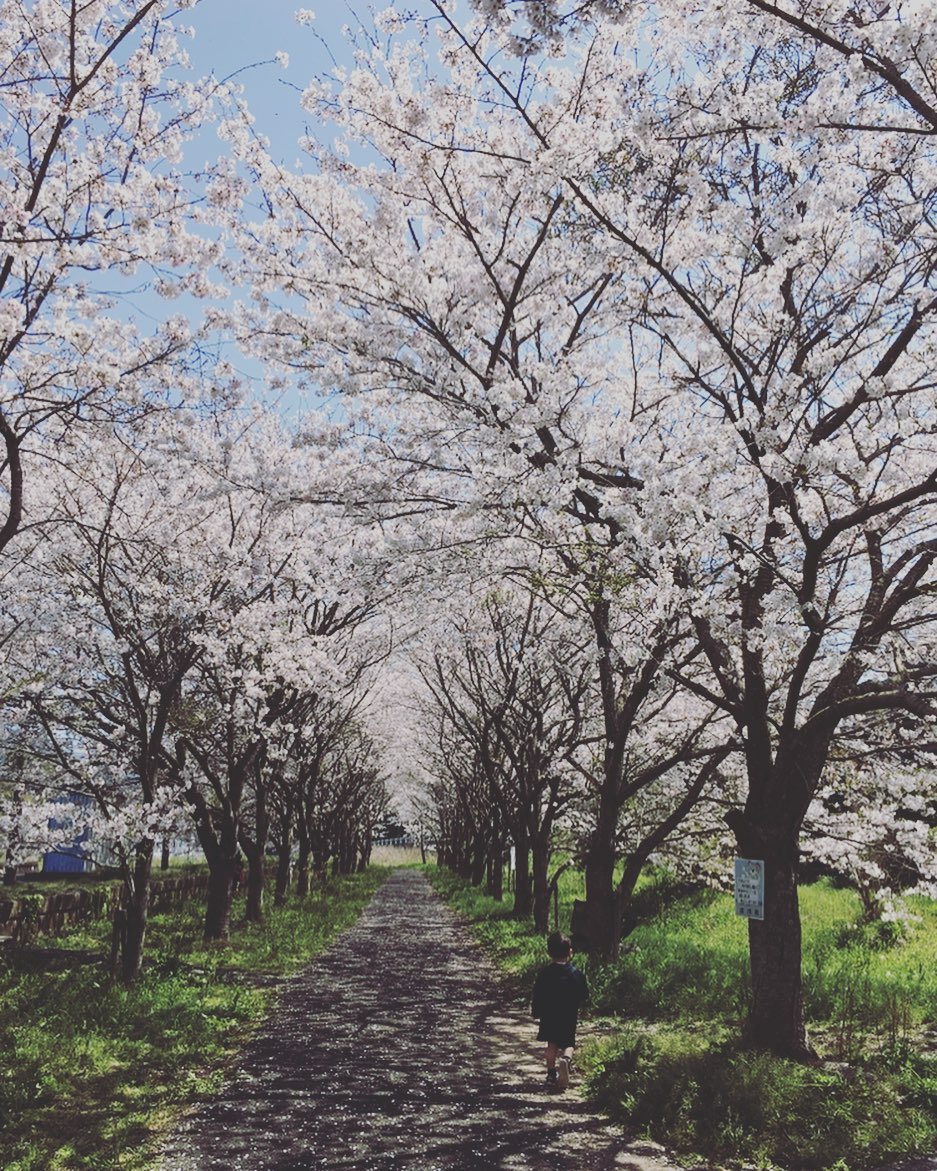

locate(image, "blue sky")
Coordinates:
116 4 375 402
160 2 447 408
186 2 355 163
119 2 453 408
185 2 443 164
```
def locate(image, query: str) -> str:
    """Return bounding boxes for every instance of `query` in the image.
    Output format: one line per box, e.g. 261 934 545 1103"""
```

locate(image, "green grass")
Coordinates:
581 1028 937 1171
427 865 937 1171
0 867 387 1171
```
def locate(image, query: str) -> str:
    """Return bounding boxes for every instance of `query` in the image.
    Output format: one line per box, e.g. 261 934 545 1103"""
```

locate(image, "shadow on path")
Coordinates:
159 870 681 1171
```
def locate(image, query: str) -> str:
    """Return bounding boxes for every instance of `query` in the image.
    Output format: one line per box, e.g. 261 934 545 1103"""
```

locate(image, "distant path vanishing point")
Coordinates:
159 868 684 1171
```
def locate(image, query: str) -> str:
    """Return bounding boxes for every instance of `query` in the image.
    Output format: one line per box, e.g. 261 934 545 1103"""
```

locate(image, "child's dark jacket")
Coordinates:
531 960 588 1048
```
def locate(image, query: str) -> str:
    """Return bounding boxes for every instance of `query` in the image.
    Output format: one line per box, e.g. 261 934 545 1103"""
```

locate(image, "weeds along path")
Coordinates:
159 868 682 1171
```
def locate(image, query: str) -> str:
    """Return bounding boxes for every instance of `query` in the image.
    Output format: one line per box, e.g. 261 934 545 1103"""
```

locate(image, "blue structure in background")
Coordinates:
42 792 93 874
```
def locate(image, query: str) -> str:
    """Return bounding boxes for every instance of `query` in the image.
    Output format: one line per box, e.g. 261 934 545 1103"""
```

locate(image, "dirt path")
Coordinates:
158 869 683 1171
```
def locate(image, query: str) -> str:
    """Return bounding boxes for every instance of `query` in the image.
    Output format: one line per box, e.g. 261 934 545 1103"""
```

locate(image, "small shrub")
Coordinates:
836 917 909 953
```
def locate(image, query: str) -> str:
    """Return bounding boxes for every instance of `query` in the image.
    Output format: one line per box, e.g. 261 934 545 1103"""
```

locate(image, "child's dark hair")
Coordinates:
547 931 572 960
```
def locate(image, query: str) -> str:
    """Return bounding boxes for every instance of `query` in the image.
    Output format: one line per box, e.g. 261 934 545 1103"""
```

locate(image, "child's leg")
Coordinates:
557 1046 574 1089
544 1041 560 1070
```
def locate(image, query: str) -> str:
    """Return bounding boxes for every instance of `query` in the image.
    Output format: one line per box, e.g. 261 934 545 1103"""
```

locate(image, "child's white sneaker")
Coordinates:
557 1056 571 1090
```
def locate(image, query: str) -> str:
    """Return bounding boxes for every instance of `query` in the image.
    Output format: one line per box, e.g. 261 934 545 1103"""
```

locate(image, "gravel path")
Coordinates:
158 869 683 1171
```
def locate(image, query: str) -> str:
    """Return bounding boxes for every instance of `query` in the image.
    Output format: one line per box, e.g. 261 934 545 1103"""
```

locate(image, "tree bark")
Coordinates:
274 831 292 906
583 798 620 957
486 842 504 900
119 841 154 984
203 856 238 941
746 847 810 1057
486 804 504 900
295 813 311 897
183 763 241 942
241 784 269 924
312 826 330 880
727 794 813 1059
469 840 486 885
512 828 532 918
358 828 372 872
3 786 23 886
531 832 551 932
244 849 264 923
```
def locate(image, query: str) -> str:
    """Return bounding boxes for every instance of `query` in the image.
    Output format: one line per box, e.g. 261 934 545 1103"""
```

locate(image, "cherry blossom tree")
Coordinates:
420 681 502 886
221 3 937 1055
0 0 238 553
289 695 387 889
177 580 382 937
804 712 937 919
9 415 218 980
462 0 937 1052
0 398 382 966
419 587 590 926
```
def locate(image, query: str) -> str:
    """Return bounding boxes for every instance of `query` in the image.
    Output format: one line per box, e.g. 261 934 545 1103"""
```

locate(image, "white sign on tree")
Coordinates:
735 859 765 921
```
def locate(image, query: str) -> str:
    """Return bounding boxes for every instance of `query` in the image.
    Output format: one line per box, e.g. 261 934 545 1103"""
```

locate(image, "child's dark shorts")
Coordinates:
537 1020 576 1047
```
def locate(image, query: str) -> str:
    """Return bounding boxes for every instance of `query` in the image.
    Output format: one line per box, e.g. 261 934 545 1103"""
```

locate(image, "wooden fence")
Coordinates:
0 870 210 943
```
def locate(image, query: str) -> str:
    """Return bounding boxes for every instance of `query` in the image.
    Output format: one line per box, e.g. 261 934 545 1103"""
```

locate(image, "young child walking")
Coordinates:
531 930 588 1090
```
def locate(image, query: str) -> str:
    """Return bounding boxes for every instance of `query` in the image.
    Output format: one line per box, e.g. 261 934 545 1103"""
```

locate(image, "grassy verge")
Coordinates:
0 867 387 1171
426 865 937 1171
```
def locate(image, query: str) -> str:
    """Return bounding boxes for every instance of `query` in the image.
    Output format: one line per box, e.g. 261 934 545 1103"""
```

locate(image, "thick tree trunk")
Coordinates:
358 831 372 872
583 802 620 957
746 848 810 1057
296 858 311 896
342 826 358 873
203 854 239 941
469 841 486 885
242 782 269 924
186 779 241 942
274 833 292 906
727 796 813 1059
120 842 154 984
531 834 551 932
512 828 532 919
160 838 170 870
244 849 264 923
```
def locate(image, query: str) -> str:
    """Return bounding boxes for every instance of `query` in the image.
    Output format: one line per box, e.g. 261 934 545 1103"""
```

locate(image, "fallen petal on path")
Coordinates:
159 870 686 1171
